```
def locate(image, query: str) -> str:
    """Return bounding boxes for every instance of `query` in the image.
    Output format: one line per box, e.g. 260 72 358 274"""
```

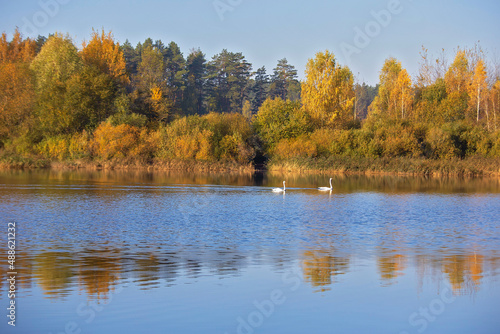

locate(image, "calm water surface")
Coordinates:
0 170 499 334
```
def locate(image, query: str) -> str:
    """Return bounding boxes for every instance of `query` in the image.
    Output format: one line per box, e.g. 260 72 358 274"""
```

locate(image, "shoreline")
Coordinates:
268 156 500 177
1 155 499 178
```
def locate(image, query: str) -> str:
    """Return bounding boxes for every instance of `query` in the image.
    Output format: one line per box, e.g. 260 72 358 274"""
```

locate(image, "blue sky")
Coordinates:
0 0 499 84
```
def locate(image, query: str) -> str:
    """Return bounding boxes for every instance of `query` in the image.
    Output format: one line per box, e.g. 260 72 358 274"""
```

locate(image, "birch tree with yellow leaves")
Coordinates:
368 58 413 120
302 50 354 128
468 59 488 124
489 79 500 131
392 69 413 119
445 50 471 95
442 50 472 121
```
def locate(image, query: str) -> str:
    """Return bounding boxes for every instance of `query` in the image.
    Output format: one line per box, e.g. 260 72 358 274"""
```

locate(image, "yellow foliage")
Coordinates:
302 50 354 127
129 128 160 161
468 59 488 122
195 129 214 161
151 86 163 102
81 29 129 85
392 69 414 119
0 62 34 139
68 131 91 159
272 137 317 159
37 136 69 160
445 50 471 96
368 58 412 120
92 122 140 160
309 128 336 155
220 134 240 160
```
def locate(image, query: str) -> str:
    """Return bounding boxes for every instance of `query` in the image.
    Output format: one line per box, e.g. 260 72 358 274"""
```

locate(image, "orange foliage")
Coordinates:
92 122 140 160
81 29 129 85
0 29 36 64
0 62 34 138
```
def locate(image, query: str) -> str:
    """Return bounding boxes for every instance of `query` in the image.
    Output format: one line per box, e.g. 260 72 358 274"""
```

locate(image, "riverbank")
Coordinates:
269 156 500 177
1 154 499 177
0 155 255 173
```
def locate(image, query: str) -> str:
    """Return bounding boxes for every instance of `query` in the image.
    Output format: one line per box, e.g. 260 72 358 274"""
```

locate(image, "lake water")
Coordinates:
0 170 499 334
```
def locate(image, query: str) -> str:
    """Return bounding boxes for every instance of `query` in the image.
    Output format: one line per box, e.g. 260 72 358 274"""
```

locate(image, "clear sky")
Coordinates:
1 0 499 84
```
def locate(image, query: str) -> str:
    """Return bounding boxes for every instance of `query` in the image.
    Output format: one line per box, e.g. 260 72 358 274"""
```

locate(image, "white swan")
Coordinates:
272 181 286 193
318 178 333 191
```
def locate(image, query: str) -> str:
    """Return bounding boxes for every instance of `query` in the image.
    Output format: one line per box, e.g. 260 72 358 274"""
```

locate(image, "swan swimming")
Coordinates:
272 181 286 193
318 178 333 191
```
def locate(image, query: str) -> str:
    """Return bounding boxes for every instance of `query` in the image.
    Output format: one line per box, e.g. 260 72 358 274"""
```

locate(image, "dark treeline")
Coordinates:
0 29 499 173
120 37 303 117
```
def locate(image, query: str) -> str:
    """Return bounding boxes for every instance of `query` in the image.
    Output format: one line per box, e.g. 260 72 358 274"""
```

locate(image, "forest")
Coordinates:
1 29 499 174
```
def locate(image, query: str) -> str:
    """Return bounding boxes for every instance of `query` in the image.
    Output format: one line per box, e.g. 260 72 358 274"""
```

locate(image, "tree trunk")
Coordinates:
494 92 498 131
354 96 357 120
476 85 480 123
485 99 490 131
401 88 404 119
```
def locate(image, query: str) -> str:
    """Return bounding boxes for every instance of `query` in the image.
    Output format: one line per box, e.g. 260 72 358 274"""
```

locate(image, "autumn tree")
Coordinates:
414 78 447 123
441 50 472 122
81 29 129 86
490 80 500 131
368 58 402 120
0 29 36 63
445 50 471 95
30 33 83 135
0 29 37 141
393 69 413 119
302 50 355 128
468 59 488 123
64 65 117 130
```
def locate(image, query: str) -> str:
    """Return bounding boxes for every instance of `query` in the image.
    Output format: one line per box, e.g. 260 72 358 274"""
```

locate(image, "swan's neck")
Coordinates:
330 178 332 188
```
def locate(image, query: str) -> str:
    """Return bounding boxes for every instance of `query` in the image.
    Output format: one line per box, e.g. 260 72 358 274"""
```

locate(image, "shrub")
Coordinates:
309 128 336 156
272 136 317 160
68 131 92 160
460 126 488 157
490 131 500 157
156 113 254 163
426 127 459 159
92 122 140 160
372 123 421 158
253 98 310 149
37 135 70 160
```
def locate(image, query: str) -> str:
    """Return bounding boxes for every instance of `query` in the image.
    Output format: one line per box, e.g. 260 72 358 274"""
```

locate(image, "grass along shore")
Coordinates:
268 156 500 177
0 155 255 173
1 153 499 177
